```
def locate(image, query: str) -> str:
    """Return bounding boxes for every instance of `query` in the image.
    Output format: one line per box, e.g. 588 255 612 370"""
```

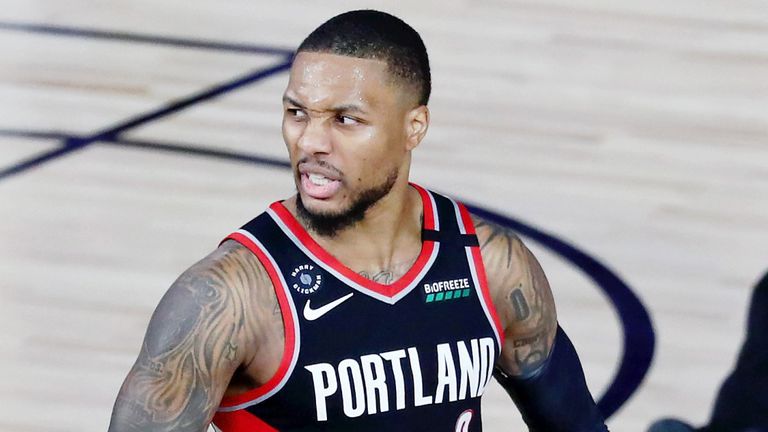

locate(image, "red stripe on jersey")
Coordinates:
212 409 278 432
218 232 297 409
457 203 504 339
268 183 437 299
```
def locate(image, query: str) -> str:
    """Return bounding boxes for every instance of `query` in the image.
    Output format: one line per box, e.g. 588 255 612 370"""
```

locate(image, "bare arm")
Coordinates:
473 216 558 377
108 241 274 432
474 215 607 430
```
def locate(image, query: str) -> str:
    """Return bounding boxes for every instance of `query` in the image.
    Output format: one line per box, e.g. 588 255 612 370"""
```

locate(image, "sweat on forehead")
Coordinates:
286 52 396 110
293 52 388 83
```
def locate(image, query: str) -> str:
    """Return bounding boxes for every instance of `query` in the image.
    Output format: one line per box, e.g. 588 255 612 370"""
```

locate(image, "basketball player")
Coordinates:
649 270 768 432
109 10 608 432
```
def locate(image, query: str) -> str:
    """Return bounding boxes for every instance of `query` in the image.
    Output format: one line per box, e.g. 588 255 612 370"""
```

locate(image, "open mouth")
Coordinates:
298 165 343 200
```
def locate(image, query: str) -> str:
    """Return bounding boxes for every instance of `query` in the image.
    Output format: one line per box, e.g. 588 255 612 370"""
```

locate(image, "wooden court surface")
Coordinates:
1 1 767 430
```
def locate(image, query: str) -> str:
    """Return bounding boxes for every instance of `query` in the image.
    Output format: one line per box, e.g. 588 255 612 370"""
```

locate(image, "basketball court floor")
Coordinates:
1 1 767 430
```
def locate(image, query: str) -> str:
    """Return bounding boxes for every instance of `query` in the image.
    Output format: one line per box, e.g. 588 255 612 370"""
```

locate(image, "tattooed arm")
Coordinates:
474 215 608 431
108 241 279 432
473 216 557 377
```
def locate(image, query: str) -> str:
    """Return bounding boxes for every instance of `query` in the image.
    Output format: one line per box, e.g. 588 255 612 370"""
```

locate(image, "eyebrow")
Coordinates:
282 95 369 115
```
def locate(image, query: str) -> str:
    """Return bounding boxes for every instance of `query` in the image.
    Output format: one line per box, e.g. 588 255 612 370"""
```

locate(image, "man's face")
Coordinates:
282 52 417 225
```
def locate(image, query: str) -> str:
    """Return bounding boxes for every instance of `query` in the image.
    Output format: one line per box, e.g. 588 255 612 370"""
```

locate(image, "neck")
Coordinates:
287 178 423 274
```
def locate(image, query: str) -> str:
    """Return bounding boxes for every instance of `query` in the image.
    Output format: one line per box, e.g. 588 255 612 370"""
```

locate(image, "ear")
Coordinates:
404 105 430 151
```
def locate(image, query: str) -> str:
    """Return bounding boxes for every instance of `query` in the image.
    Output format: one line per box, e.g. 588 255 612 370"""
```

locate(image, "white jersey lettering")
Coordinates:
380 349 407 410
457 339 481 399
304 338 496 421
305 363 337 421
479 337 496 395
435 343 458 403
408 347 433 406
338 359 366 418
360 354 389 415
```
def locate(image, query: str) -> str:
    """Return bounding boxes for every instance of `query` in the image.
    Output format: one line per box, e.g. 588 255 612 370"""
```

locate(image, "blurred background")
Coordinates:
1 1 767 431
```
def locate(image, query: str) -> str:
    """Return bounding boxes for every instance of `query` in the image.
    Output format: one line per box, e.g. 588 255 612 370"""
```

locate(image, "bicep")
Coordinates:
474 217 557 377
109 249 257 431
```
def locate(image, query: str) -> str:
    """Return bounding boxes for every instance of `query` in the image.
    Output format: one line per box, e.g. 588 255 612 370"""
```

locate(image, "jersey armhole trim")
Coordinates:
455 202 504 349
217 231 300 411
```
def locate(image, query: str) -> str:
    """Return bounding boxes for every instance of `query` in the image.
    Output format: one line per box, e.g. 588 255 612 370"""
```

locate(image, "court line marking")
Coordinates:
0 21 294 56
465 204 655 418
0 128 657 417
0 21 294 180
0 129 292 170
0 58 292 180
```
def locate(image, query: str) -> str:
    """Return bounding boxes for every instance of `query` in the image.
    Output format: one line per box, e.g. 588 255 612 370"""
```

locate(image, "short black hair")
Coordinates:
297 9 431 106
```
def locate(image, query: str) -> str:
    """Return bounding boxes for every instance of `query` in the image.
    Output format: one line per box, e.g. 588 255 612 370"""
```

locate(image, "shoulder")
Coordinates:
148 240 276 355
469 213 556 328
188 239 268 287
470 214 527 296
165 240 267 307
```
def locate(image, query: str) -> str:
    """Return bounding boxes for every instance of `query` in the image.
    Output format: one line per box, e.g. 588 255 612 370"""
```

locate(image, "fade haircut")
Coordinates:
297 9 431 106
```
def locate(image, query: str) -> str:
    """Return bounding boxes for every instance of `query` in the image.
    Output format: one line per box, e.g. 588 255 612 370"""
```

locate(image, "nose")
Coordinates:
296 119 332 155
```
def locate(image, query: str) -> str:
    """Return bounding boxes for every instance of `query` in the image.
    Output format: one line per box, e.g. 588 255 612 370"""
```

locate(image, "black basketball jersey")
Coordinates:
212 184 503 432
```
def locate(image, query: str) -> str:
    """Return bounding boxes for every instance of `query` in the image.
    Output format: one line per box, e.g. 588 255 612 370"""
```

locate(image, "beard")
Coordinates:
296 168 399 238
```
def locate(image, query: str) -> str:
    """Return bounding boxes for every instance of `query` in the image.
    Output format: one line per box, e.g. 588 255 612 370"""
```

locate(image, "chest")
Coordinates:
260 251 500 424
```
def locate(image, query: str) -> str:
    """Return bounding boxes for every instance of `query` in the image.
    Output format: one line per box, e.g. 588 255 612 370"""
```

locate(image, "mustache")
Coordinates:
296 157 344 177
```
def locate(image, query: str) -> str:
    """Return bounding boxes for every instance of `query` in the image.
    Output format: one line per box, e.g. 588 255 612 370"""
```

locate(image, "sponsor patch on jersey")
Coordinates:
423 278 472 303
291 264 323 295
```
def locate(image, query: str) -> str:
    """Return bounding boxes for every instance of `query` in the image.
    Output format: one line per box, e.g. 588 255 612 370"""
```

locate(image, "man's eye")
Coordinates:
337 115 359 125
287 108 306 118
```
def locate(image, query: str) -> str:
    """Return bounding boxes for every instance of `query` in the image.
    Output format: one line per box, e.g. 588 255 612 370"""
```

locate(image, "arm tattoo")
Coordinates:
474 217 557 377
477 220 515 268
510 287 531 321
109 242 274 432
512 331 548 373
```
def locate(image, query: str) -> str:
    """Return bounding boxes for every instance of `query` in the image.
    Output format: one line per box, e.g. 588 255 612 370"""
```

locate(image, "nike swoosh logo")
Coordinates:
303 292 354 321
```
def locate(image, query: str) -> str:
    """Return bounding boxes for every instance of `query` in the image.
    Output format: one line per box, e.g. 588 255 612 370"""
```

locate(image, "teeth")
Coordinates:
308 173 331 186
